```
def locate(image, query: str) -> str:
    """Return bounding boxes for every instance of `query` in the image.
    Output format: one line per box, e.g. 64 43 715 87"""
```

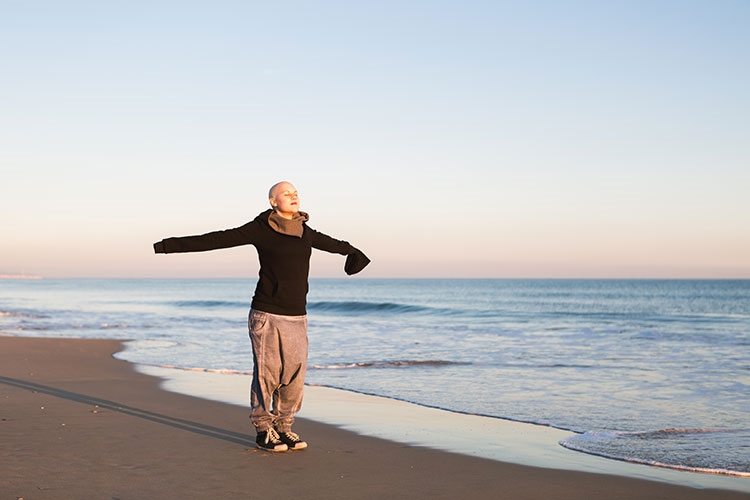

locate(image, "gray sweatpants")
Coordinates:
248 309 308 433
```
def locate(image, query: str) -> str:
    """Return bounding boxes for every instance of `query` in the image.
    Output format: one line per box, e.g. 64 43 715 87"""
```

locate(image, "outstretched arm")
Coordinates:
310 229 370 275
154 222 256 254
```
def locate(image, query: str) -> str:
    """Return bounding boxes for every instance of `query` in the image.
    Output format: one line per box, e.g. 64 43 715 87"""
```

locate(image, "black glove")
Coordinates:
344 249 370 275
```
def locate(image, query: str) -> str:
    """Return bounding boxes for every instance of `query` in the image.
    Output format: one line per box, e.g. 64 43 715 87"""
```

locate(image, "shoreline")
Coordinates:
135 363 750 492
2 336 749 499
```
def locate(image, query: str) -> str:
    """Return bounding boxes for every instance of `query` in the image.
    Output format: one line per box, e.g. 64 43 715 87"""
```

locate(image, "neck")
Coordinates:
273 209 296 220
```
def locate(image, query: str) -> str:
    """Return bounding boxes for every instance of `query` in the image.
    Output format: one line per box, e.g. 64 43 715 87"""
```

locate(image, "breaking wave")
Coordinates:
310 360 468 369
136 362 253 376
0 310 48 319
307 301 437 315
167 299 456 316
560 428 750 477
171 300 248 308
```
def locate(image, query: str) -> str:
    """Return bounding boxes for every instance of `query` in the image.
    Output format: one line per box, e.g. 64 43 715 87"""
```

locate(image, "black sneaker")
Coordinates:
256 428 288 452
276 430 308 450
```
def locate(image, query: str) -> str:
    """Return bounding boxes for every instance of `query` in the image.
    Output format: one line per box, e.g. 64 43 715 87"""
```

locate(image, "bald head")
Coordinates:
268 181 300 219
269 181 290 199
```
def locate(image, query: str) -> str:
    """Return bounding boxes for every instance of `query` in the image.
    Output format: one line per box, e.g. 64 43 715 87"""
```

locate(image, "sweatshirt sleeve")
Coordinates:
344 249 370 275
310 229 370 275
153 222 257 254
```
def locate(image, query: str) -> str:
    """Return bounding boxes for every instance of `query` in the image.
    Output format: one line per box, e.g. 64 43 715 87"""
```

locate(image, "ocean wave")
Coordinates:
135 362 253 376
536 363 598 369
309 360 468 369
168 299 439 314
0 310 48 319
171 300 249 308
560 428 750 477
171 298 463 317
131 360 463 375
307 301 436 315
12 322 130 332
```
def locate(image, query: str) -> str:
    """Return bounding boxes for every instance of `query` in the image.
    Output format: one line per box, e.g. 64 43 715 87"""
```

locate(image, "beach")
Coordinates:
4 278 749 478
1 337 747 500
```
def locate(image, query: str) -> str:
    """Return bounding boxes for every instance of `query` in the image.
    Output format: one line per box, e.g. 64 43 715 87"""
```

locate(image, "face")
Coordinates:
269 182 300 217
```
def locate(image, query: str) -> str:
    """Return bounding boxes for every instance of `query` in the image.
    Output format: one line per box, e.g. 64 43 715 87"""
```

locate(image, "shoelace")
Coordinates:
282 431 301 442
266 428 283 444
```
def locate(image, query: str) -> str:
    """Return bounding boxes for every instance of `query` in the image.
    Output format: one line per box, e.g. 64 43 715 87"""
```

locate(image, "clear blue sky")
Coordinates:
2 1 749 278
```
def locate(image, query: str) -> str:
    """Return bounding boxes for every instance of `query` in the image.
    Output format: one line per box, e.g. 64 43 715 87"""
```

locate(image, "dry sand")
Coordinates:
1 336 748 500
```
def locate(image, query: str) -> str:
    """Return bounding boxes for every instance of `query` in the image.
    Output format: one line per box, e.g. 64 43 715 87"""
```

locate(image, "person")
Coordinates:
153 181 370 452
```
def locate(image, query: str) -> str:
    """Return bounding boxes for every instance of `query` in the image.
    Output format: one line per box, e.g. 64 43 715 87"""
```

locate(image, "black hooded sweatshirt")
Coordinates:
153 209 369 316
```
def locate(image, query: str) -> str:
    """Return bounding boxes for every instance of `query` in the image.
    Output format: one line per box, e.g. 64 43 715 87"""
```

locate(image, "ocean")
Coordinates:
1 278 748 478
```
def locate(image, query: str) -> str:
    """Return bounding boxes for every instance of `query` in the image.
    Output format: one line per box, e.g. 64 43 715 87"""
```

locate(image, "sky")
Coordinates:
1 0 749 279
